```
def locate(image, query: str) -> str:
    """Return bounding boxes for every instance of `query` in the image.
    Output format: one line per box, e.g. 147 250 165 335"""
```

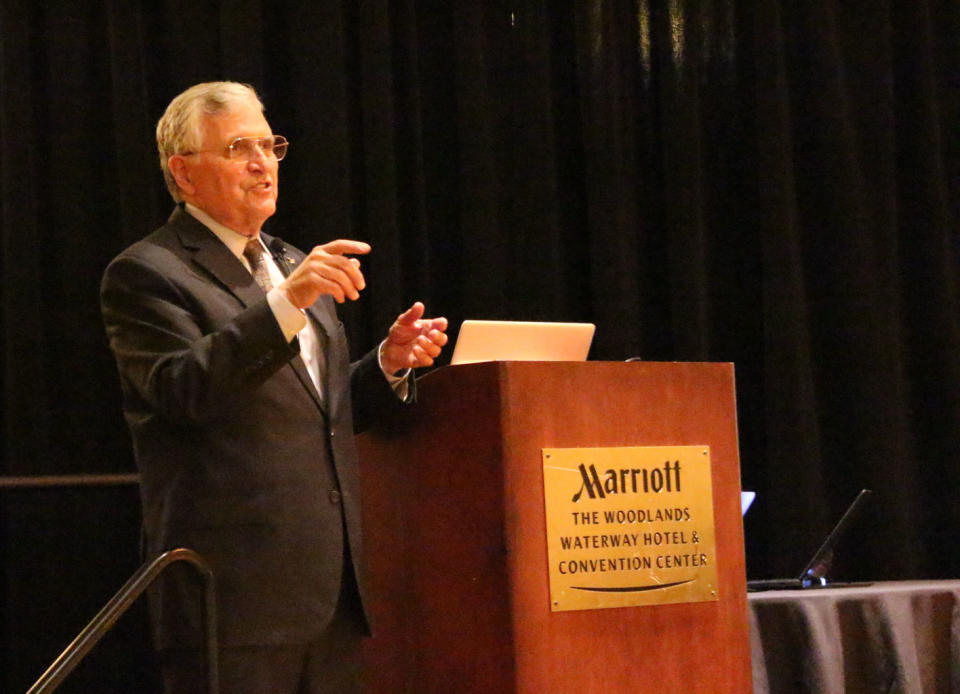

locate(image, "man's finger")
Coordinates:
320 239 371 256
394 301 426 326
417 334 444 358
411 344 435 367
304 249 366 291
425 317 448 333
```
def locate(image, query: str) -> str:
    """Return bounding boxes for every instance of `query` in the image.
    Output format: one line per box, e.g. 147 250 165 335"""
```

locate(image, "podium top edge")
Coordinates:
420 360 735 381
428 359 735 368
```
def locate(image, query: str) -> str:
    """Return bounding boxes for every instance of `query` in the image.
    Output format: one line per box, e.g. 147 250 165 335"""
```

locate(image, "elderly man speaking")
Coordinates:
100 81 447 694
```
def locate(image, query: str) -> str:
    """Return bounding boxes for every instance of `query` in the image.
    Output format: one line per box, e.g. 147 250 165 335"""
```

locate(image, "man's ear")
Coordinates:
168 155 196 197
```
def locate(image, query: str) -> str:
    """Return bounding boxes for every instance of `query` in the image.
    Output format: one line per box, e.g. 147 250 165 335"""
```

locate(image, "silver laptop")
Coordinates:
450 320 595 365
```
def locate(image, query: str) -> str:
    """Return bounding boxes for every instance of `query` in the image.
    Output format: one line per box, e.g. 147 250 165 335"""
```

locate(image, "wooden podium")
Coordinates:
357 361 751 693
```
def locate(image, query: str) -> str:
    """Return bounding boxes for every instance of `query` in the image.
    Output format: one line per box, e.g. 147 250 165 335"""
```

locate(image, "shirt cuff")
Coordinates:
266 287 307 342
378 339 413 401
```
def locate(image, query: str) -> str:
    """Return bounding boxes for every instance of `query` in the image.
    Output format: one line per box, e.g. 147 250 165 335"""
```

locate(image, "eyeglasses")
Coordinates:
182 135 289 161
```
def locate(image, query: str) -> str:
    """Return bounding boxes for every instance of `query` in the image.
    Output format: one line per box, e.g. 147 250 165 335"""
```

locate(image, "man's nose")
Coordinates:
246 148 268 171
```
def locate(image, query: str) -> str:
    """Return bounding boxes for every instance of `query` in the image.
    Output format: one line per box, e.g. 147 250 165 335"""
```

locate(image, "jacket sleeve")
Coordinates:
100 251 300 425
347 346 416 434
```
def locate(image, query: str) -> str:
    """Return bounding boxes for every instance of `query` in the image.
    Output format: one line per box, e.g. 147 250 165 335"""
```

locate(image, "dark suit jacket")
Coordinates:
100 206 402 648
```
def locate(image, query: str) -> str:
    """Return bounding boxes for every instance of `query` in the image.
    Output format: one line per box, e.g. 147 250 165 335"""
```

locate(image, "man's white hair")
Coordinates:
156 81 264 201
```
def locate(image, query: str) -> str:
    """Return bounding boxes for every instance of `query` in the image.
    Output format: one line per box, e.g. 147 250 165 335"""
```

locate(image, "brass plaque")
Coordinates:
542 446 719 611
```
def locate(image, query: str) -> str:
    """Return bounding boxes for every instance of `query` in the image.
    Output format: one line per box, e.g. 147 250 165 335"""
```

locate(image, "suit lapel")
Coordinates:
170 207 264 309
288 349 327 414
307 300 341 416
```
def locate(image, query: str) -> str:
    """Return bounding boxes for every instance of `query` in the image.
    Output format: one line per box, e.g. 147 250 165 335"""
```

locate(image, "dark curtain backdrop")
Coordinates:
2 0 958 691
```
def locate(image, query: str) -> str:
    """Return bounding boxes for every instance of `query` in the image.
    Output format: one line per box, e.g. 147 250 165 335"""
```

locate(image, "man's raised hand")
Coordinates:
381 302 448 374
279 240 371 308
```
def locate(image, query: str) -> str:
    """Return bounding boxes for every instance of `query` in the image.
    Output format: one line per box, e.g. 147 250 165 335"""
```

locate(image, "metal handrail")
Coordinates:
26 547 218 694
0 473 140 489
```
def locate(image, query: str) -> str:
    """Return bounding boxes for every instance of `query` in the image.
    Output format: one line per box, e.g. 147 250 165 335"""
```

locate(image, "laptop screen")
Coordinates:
450 320 595 365
741 491 756 516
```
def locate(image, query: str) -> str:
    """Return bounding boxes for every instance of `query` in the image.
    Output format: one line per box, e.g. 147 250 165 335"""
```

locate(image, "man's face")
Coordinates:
176 100 279 236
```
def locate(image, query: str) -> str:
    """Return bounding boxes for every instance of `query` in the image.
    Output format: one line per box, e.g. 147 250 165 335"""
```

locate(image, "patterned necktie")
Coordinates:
243 238 273 292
